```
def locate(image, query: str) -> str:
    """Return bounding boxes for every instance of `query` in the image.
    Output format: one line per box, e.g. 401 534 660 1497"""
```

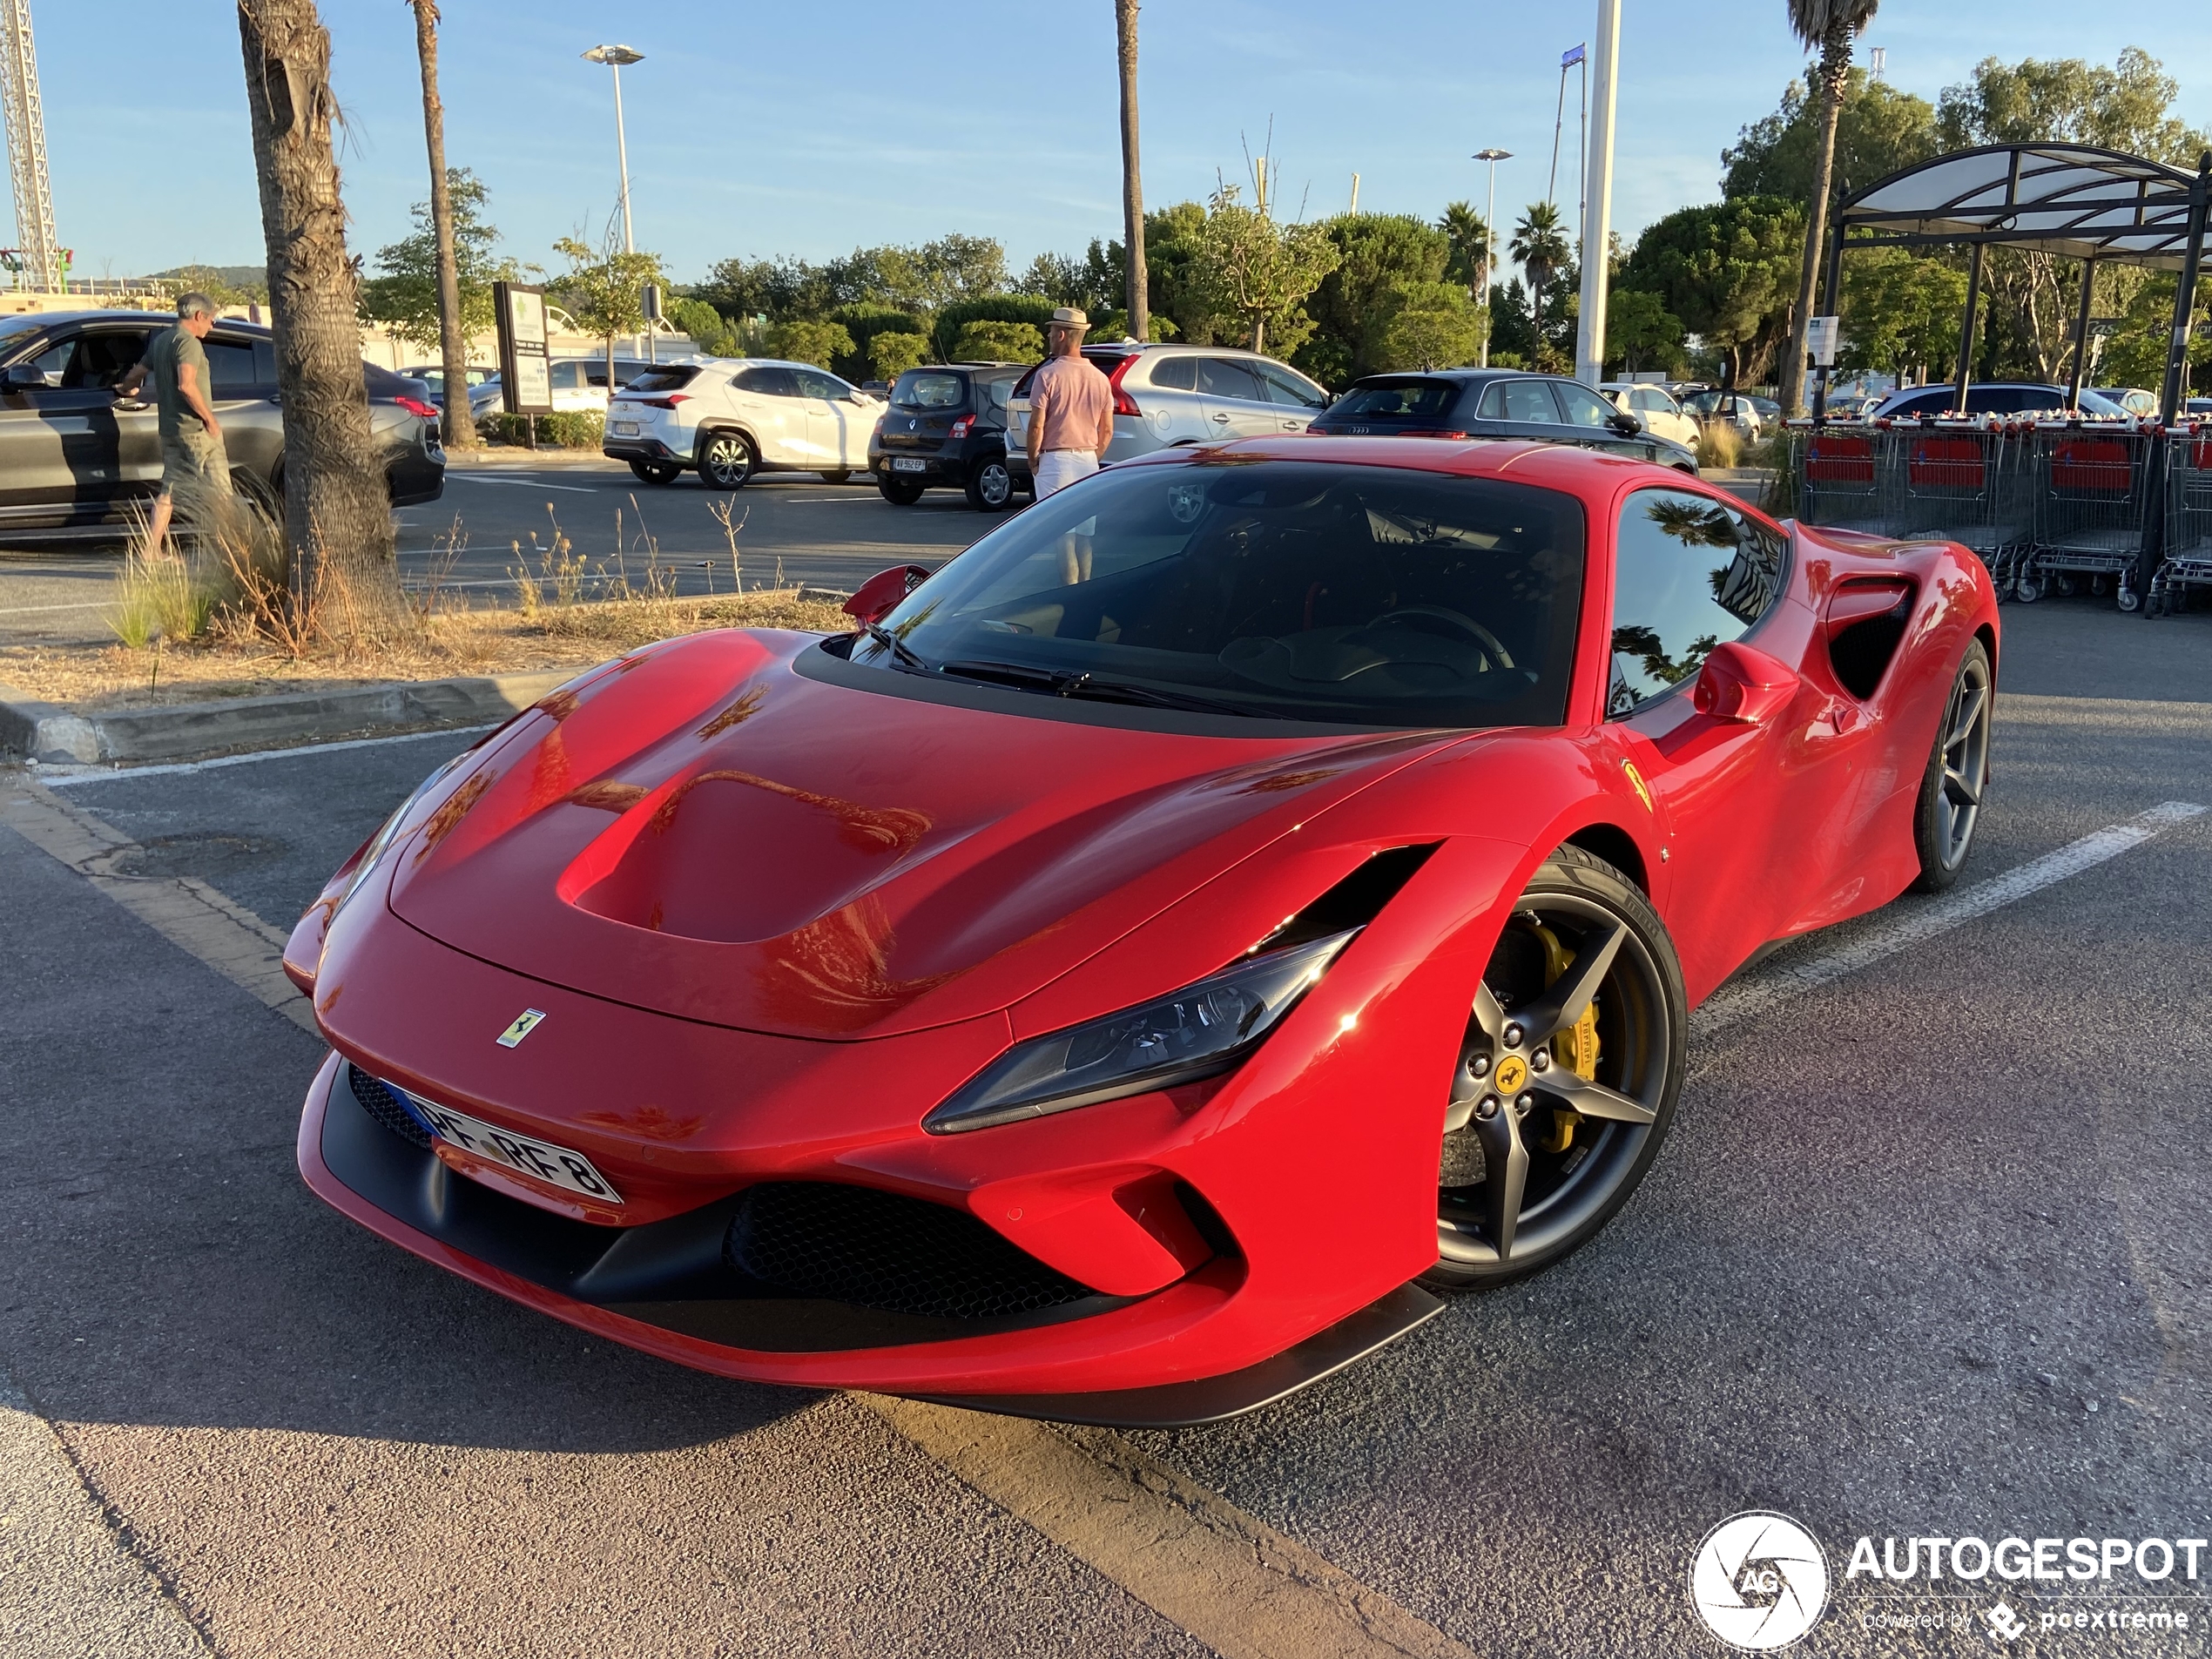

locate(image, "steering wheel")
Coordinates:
1372 606 1515 670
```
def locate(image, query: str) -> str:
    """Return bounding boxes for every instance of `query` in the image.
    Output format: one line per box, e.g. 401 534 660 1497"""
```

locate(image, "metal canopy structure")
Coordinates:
1816 142 2212 604
1838 144 2206 268
0 0 60 293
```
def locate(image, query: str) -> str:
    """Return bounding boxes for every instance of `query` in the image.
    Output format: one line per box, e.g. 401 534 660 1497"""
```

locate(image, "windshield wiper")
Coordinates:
940 658 1253 718
858 620 934 674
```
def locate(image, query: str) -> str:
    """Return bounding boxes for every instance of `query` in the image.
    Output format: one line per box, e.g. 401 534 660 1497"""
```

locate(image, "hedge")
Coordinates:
932 293 1057 358
479 410 604 448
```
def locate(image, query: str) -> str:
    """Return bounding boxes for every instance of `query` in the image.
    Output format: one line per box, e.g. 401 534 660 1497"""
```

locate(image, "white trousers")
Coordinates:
1034 449 1100 497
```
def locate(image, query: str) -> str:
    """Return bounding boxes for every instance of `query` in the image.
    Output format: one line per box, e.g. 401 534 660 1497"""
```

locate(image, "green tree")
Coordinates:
1142 200 1218 343
666 296 736 355
763 318 856 370
1438 201 1493 302
1777 0 1882 416
1723 68 1937 204
1187 185 1340 357
868 332 932 381
1374 281 1484 372
552 234 669 388
1294 212 1454 386
951 320 1044 362
1605 289 1686 374
1510 203 1571 371
1015 242 1123 313
1621 198 1805 385
360 169 516 354
1835 249 1965 381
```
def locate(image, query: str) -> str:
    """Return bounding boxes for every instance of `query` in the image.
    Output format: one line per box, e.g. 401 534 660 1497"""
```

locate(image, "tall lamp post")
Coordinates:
582 44 644 255
1474 148 1511 368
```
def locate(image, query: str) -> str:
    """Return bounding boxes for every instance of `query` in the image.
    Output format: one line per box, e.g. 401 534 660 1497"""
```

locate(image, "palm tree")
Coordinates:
1511 202 1569 366
1115 1 1149 341
408 0 475 449
238 0 407 636
1779 0 1881 415
1438 201 1491 307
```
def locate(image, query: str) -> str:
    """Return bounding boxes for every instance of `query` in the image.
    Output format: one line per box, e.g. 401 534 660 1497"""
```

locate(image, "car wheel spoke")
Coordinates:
1472 979 1507 1041
1472 1103 1528 1261
1947 683 1987 751
1532 1067 1656 1124
1514 921 1624 1045
1943 765 1980 806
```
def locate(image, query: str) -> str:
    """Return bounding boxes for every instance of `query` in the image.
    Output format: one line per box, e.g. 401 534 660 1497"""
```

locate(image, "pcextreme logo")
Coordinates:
1690 1512 1831 1651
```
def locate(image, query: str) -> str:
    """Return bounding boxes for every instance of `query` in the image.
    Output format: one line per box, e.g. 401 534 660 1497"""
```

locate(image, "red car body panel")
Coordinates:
290 436 1997 1404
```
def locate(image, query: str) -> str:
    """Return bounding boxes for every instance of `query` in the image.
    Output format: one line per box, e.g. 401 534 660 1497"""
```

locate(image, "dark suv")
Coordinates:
0 308 444 540
869 363 1025 510
1309 368 1699 473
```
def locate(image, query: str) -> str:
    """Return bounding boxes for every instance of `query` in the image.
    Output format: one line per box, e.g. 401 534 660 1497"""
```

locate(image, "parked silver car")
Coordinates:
1004 342 1332 489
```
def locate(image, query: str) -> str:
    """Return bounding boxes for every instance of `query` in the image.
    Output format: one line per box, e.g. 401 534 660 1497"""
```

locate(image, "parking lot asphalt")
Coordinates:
3 597 2209 1656
0 461 988 647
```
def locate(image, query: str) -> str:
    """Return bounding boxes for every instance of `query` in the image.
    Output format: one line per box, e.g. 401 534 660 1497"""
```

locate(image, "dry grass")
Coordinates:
4 590 853 713
1695 421 1744 469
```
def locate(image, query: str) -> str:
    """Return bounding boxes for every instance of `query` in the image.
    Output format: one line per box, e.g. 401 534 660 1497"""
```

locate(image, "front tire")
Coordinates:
965 454 1015 511
698 431 755 489
629 458 681 485
1426 846 1684 1290
1910 638 1992 893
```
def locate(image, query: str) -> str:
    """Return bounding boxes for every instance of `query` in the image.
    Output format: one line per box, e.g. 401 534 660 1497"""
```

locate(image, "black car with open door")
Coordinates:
868 363 1027 511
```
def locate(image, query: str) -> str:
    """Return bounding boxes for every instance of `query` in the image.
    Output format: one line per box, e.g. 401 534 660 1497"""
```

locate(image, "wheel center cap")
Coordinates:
1493 1055 1529 1095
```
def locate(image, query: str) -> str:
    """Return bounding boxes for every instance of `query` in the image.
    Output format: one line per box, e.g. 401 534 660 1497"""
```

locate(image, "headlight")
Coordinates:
922 930 1357 1135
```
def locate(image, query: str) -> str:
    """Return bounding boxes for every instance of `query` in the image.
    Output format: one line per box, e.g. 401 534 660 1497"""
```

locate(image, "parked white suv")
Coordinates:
1004 342 1332 489
604 359 885 487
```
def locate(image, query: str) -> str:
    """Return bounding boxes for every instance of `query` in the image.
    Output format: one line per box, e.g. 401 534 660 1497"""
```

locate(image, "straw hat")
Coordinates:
1047 307 1090 333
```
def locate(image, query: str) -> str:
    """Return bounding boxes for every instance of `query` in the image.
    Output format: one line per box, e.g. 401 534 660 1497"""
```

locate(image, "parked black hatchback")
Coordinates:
1309 368 1699 474
869 364 1026 511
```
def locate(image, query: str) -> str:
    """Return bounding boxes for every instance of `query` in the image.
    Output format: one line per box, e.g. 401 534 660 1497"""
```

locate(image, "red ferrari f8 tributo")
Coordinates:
287 437 1996 1424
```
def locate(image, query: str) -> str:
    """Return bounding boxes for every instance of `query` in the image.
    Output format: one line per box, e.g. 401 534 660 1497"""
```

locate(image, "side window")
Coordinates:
792 368 846 401
1197 357 1264 401
203 338 260 391
1607 489 1784 716
1149 355 1197 391
1482 379 1563 424
253 341 278 384
550 361 583 390
736 366 799 396
17 336 75 387
1554 382 1616 428
68 332 152 389
1254 361 1329 408
984 378 1013 410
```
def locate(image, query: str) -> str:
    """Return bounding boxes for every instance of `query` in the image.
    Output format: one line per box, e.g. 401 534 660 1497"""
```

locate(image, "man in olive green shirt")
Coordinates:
113 291 231 551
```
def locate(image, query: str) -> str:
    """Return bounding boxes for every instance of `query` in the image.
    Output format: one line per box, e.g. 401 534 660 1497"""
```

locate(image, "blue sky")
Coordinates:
34 1 2212 287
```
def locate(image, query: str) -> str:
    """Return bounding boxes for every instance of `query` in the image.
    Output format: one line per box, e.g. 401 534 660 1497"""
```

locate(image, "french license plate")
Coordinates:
610 420 639 435
891 455 927 472
401 1091 624 1205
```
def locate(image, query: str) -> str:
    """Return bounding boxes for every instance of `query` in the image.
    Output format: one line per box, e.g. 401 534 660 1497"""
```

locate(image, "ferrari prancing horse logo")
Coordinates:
496 1008 547 1049
1493 1055 1529 1095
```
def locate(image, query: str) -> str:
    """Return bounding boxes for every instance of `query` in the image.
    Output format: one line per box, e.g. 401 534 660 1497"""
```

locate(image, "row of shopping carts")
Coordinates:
1791 424 2212 614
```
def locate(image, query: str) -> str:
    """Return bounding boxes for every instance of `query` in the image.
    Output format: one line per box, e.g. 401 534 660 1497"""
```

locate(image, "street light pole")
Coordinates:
1474 148 1511 368
1574 0 1620 388
582 44 644 255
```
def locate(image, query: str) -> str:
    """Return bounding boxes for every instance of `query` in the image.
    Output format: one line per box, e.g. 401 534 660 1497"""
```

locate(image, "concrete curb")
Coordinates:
0 671 573 767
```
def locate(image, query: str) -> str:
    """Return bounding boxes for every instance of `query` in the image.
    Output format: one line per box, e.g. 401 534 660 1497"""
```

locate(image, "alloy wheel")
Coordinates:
1934 650 1991 870
1437 892 1676 1277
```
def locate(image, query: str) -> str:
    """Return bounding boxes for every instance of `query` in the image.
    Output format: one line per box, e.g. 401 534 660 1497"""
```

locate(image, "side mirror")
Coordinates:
0 365 46 393
1691 640 1799 725
843 563 931 626
1608 410 1642 435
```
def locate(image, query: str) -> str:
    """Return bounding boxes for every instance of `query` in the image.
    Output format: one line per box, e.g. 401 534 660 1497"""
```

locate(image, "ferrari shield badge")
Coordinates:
1621 759 1654 813
496 1008 547 1049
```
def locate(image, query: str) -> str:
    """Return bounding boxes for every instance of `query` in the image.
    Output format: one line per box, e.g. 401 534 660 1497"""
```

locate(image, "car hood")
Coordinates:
388 631 1458 1041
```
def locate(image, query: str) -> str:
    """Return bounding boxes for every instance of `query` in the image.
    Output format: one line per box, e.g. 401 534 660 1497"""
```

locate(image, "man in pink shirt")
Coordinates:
1024 307 1116 497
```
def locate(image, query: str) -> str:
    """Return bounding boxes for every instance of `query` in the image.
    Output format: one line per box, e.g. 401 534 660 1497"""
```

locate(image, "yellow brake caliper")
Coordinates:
1530 925 1600 1154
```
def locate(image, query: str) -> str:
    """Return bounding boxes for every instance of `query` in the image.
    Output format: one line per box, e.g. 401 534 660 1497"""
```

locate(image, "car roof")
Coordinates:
1345 368 1557 385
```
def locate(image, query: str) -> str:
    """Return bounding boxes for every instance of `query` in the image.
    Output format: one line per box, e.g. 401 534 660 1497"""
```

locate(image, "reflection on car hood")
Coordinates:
388 631 1457 1040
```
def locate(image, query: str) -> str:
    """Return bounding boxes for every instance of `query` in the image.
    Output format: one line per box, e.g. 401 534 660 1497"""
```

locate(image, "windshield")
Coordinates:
624 366 699 394
853 459 1585 729
893 370 967 408
1332 381 1463 420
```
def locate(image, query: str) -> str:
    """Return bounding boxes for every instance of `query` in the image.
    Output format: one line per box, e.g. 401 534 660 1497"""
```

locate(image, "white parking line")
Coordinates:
1694 799 2206 1037
37 724 498 787
0 600 111 615
445 475 598 494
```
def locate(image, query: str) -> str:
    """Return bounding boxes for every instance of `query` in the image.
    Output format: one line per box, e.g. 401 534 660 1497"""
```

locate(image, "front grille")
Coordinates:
726 1182 1096 1320
347 1066 435 1150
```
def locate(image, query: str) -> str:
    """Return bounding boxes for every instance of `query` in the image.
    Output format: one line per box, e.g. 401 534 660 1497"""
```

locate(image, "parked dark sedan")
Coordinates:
868 363 1026 510
1309 368 1699 473
0 308 444 540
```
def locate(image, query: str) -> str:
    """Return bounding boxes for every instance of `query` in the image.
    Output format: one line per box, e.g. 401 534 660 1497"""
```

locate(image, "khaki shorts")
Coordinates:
159 431 233 502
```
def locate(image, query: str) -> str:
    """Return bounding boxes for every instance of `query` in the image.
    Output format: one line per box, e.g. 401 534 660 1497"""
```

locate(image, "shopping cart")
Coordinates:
1897 427 2033 593
2019 431 2155 610
2150 432 2212 616
1797 430 1890 535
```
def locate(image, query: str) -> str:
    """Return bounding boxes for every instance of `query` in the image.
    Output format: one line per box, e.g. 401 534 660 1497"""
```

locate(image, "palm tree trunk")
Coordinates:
238 0 406 636
410 0 475 449
1116 0 1149 341
1782 31 1851 415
